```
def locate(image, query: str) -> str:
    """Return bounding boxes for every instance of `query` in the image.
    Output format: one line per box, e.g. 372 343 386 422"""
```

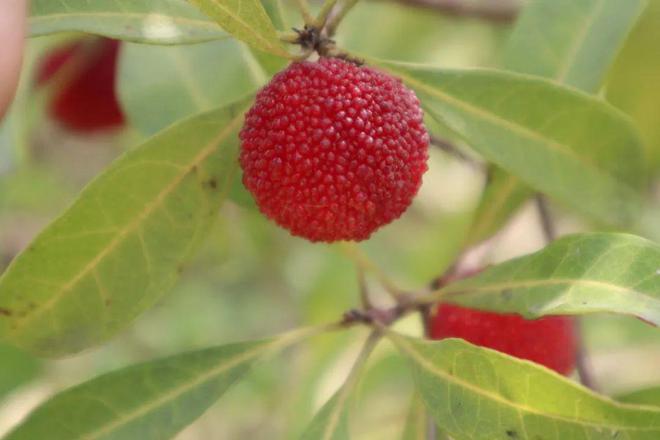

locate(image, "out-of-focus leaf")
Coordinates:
300 390 351 440
0 344 41 400
465 169 530 245
441 233 660 324
504 0 646 91
28 0 227 44
391 334 660 440
300 333 380 440
5 334 302 440
608 0 660 171
401 393 428 440
467 0 646 243
118 39 261 135
618 386 660 407
378 62 645 226
189 0 288 57
0 100 249 357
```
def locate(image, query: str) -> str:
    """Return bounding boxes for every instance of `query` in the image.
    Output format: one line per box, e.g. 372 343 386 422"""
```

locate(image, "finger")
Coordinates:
0 0 27 119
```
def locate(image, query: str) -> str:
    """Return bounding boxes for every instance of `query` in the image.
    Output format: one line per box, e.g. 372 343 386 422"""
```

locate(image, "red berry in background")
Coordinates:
240 57 429 242
430 303 576 375
37 38 124 132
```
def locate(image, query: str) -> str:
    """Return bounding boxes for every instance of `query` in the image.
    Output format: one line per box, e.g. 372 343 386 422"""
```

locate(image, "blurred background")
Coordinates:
2 0 660 438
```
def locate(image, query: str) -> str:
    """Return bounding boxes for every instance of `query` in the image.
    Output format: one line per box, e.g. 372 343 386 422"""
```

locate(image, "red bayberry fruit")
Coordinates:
37 38 124 132
239 57 429 242
430 303 576 375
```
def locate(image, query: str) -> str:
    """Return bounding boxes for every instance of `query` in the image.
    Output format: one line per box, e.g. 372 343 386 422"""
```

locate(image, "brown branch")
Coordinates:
389 0 522 23
534 194 556 243
430 135 483 171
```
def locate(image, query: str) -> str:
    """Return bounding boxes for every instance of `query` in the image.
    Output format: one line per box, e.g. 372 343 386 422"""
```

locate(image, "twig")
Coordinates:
575 318 598 390
534 194 556 243
390 0 521 23
430 135 482 171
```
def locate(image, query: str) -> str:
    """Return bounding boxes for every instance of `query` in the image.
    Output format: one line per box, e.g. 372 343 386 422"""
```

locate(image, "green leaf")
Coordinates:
0 344 41 400
300 390 351 440
0 100 249 357
28 0 227 45
189 0 289 58
300 333 380 440
379 62 645 226
116 40 261 210
4 335 297 440
401 394 429 440
618 386 660 407
390 334 660 440
467 0 646 243
118 39 262 135
441 232 660 324
504 0 646 91
608 0 660 171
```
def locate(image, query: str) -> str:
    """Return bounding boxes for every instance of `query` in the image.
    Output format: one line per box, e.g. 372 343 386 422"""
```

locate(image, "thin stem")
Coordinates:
431 135 482 171
535 194 556 243
325 0 360 36
391 0 521 22
357 267 372 309
338 242 403 301
314 0 340 29
278 31 300 43
294 0 315 25
575 319 598 390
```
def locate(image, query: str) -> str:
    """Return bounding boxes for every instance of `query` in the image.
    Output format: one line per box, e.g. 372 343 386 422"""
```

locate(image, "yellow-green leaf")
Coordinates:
0 99 249 357
379 62 645 226
442 233 660 324
619 386 660 407
4 333 304 440
391 334 660 440
467 0 646 243
29 0 227 44
189 0 289 58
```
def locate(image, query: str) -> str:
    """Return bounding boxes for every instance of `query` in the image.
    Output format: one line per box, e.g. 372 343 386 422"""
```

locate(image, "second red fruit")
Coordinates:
37 38 124 133
430 303 576 375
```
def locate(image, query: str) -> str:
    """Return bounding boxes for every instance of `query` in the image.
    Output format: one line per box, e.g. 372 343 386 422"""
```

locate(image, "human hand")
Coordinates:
0 0 26 119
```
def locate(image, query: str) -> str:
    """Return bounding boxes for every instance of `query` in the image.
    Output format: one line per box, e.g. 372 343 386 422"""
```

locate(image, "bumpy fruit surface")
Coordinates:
430 303 576 375
239 57 429 242
37 38 124 132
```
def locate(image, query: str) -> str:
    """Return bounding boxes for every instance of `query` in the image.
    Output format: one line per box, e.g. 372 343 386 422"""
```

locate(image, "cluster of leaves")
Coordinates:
0 0 660 439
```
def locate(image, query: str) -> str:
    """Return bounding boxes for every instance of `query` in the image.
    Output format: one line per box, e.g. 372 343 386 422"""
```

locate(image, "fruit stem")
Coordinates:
314 0 340 29
325 0 360 37
294 0 316 25
278 31 300 43
357 267 373 309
